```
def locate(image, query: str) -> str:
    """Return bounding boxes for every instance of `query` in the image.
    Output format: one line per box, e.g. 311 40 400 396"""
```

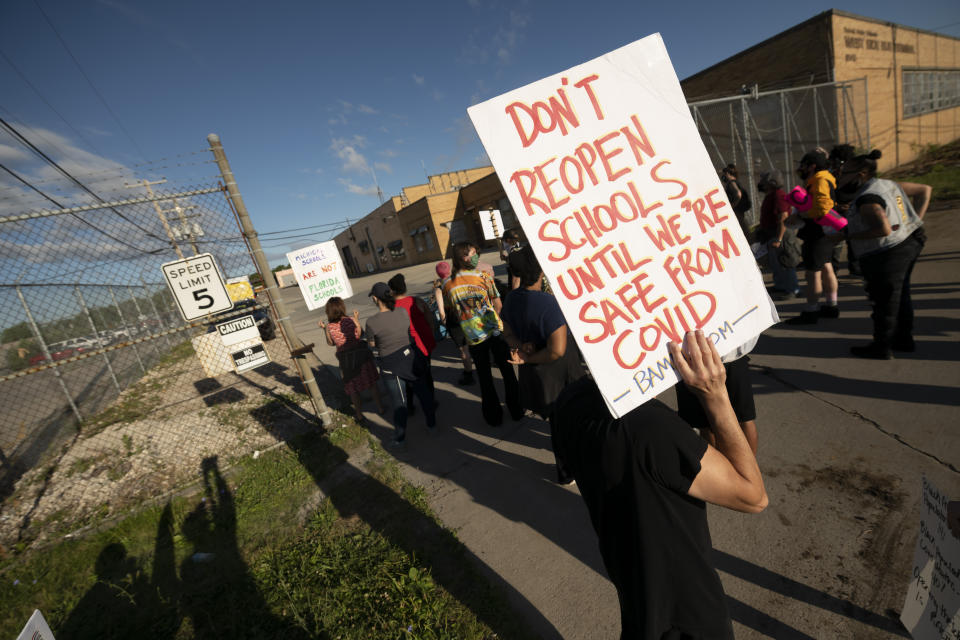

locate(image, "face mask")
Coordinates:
469 254 480 268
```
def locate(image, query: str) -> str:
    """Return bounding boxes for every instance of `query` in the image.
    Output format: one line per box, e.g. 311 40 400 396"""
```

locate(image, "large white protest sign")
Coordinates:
468 33 776 416
287 241 353 311
901 477 960 640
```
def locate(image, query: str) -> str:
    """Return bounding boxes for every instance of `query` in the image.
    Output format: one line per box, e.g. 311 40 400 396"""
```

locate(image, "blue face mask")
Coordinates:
469 254 480 268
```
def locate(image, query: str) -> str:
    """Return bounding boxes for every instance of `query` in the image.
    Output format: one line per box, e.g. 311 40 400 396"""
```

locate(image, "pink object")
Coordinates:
436 261 451 278
786 186 848 232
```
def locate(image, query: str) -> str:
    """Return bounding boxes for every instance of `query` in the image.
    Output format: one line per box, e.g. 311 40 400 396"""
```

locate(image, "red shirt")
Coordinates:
395 296 436 356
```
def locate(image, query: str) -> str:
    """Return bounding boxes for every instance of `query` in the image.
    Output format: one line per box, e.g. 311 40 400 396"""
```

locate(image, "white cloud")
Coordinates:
412 73 425 86
432 89 445 102
330 136 372 174
0 143 30 163
357 104 378 115
338 178 379 197
373 162 392 174
379 149 398 158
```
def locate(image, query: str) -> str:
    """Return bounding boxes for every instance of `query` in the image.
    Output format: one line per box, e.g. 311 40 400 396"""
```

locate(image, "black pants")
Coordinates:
468 334 521 425
405 350 435 412
859 230 925 347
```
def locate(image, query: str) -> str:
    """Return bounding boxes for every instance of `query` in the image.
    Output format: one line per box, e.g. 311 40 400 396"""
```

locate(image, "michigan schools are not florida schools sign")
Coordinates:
468 33 777 417
286 241 353 311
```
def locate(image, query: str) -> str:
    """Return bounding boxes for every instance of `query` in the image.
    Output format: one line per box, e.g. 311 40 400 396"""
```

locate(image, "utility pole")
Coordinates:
207 133 333 428
162 199 201 255
129 179 184 259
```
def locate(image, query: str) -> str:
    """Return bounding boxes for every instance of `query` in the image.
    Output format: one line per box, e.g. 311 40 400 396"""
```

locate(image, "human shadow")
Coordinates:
244 378 553 639
714 550 909 637
56 504 180 638
178 456 310 639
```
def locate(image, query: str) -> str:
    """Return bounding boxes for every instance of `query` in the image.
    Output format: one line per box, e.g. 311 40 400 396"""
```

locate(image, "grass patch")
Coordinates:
0 418 536 639
885 138 960 201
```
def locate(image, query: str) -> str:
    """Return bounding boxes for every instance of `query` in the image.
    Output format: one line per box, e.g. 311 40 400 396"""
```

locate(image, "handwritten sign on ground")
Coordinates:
901 477 960 639
468 33 776 416
287 241 353 311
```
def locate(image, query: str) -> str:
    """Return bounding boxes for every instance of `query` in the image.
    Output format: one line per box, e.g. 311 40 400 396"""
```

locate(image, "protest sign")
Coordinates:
479 209 504 240
901 477 960 639
16 609 55 640
468 33 776 416
286 241 353 311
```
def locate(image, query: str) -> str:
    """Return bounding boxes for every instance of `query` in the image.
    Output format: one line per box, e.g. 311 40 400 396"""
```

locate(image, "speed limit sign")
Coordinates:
161 253 234 321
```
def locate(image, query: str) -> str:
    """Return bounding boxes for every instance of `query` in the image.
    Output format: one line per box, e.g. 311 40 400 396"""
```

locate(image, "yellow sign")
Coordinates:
226 277 255 302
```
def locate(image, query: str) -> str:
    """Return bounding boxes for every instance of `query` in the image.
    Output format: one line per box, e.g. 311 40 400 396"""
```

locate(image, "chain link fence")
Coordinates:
689 78 870 227
0 145 320 550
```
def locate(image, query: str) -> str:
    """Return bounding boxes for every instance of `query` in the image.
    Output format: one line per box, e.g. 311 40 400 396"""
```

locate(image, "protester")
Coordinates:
553 330 767 639
500 229 524 291
318 297 383 423
442 242 522 426
837 149 931 359
433 261 475 385
756 171 800 300
786 149 842 324
829 144 861 276
387 273 438 415
365 282 436 447
720 164 752 239
502 245 586 483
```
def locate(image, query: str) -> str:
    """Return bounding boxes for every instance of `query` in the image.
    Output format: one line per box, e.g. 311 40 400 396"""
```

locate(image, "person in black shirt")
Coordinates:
554 331 768 639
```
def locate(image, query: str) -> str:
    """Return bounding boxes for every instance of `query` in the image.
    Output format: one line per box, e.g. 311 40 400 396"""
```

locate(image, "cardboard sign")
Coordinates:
231 343 270 373
287 242 353 311
161 253 233 321
17 609 55 640
216 314 260 347
468 33 776 416
479 209 504 240
901 477 960 639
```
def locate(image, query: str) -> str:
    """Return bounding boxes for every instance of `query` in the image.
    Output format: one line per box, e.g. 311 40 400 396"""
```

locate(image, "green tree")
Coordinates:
1 322 32 344
6 338 41 371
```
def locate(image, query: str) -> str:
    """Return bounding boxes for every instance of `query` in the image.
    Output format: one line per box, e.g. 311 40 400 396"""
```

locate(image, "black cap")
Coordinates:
369 282 391 300
799 150 828 169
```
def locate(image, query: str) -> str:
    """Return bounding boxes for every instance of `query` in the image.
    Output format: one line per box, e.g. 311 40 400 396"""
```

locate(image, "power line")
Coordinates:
31 0 146 161
0 115 168 243
258 221 350 236
0 48 104 158
0 162 163 254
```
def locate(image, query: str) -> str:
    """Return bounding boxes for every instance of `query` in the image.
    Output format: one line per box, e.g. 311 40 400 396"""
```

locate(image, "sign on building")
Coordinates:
161 253 233 321
468 33 777 417
286 241 353 311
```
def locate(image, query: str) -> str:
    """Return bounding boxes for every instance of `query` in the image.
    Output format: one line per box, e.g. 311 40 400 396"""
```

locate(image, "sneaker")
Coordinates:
458 371 475 386
785 310 819 325
819 305 840 319
892 336 916 352
850 343 893 360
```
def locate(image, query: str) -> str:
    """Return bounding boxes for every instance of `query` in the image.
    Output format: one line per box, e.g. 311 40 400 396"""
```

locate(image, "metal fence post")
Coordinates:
740 98 756 228
139 279 173 351
728 103 736 165
109 285 146 374
207 133 333 428
781 92 793 189
16 285 82 422
864 78 870 150
813 86 820 148
75 286 121 392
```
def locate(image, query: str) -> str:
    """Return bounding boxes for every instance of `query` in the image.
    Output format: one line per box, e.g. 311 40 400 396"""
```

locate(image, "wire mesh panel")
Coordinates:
689 79 869 228
0 150 314 550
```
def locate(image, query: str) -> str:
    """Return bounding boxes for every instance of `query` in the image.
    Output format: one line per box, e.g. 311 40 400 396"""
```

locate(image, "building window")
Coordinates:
903 68 960 118
388 240 406 259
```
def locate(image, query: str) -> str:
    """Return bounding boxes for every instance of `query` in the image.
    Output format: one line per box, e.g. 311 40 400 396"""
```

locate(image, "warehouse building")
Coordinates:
681 9 960 170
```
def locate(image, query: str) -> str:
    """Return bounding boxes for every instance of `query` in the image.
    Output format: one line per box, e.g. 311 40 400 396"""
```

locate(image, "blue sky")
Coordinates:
1 0 957 266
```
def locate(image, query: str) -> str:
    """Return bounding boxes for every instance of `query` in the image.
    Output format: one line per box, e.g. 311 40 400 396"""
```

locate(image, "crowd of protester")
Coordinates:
313 140 932 637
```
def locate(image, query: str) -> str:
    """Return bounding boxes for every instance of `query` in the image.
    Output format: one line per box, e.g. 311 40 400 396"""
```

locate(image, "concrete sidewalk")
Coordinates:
285 207 959 639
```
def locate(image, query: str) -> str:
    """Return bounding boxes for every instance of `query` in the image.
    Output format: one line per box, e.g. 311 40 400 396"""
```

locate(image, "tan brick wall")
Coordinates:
832 13 960 169
681 14 834 101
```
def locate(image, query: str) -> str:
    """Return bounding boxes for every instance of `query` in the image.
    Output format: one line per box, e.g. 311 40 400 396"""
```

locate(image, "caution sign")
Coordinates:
231 343 270 373
216 315 260 347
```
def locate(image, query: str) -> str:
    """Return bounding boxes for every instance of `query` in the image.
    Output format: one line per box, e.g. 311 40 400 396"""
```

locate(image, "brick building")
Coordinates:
333 167 520 275
681 9 960 170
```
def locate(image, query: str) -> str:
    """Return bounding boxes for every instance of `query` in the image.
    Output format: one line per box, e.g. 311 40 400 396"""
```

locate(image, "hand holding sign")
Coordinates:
468 33 776 416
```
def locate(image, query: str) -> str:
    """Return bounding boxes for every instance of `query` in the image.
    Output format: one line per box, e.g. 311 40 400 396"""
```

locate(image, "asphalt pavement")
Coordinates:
281 205 960 639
